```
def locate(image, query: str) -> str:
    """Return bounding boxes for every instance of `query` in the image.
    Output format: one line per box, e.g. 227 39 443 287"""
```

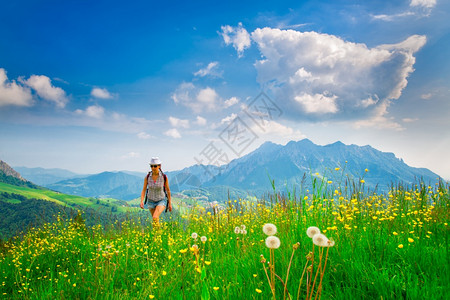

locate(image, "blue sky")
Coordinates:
1 0 449 179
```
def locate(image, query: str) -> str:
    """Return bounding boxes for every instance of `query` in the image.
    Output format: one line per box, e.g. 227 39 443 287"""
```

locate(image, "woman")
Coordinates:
140 157 172 224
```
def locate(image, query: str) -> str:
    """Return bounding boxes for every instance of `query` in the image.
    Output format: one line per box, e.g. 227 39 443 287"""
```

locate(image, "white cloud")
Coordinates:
169 116 190 128
353 103 403 131
137 132 151 139
0 68 33 107
75 105 105 119
250 120 306 140
164 128 181 139
220 22 251 57
91 87 114 99
410 0 436 9
197 87 218 110
247 27 426 125
194 62 222 78
224 96 239 108
372 0 436 20
421 93 432 100
402 118 419 123
171 82 237 113
220 113 237 125
23 75 68 108
195 116 207 126
371 12 415 21
294 93 338 114
171 83 220 113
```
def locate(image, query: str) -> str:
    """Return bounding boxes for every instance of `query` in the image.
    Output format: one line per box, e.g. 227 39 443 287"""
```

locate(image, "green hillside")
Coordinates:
0 179 138 240
0 182 132 213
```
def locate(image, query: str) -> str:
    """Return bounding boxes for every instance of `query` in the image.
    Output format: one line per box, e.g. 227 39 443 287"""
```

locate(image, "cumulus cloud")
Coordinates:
294 93 338 114
137 132 151 139
0 68 33 107
194 62 222 78
169 116 190 128
91 87 114 99
250 120 306 140
75 105 105 119
22 75 68 108
220 22 251 57
165 128 181 139
220 113 237 125
171 82 219 113
245 27 426 126
195 116 207 126
224 96 239 108
353 102 403 131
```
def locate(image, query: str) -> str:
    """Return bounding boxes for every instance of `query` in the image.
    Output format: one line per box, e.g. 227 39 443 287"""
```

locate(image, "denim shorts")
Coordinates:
147 198 167 209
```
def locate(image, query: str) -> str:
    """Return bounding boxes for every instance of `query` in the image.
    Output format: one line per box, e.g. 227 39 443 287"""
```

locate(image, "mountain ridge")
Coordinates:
10 139 443 200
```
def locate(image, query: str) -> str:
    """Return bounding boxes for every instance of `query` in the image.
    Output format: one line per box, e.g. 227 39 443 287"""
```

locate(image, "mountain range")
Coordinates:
13 139 442 201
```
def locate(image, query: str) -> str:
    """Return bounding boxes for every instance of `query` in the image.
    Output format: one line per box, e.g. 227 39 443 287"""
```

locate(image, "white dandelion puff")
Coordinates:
241 224 246 230
191 232 198 239
312 233 329 247
234 226 241 234
265 236 281 249
201 236 207 243
306 226 321 238
263 223 277 236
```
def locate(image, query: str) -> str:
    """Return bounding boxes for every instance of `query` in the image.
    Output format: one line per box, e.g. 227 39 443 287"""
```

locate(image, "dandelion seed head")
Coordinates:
312 233 329 247
191 232 198 239
234 226 241 234
263 223 277 236
265 236 281 249
307 226 321 238
201 236 207 243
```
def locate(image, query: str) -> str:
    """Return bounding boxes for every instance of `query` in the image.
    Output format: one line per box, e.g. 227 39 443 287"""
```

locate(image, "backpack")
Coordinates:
144 171 169 212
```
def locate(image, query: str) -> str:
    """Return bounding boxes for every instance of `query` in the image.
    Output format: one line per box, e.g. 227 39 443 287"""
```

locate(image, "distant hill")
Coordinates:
0 160 133 240
46 171 143 200
13 166 86 185
10 139 442 201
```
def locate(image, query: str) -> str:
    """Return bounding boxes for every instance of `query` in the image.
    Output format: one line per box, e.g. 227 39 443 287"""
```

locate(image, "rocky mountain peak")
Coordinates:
0 160 25 181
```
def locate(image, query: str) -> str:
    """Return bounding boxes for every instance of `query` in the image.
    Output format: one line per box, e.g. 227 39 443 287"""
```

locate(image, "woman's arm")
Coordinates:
165 177 172 212
140 176 148 209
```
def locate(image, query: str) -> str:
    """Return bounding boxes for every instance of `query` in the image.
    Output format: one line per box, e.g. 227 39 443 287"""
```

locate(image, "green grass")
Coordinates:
0 182 129 213
0 178 449 299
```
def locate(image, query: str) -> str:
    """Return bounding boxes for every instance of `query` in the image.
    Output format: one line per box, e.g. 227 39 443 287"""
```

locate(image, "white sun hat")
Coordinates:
149 157 162 165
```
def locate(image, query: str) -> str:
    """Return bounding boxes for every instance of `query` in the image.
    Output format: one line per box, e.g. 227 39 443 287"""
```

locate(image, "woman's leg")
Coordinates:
150 205 166 225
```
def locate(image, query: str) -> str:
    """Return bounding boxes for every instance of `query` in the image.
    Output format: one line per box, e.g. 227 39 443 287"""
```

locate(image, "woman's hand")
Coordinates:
168 201 173 212
140 201 144 209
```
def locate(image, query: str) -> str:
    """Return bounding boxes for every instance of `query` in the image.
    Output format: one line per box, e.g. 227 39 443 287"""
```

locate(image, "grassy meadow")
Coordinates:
0 173 449 299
